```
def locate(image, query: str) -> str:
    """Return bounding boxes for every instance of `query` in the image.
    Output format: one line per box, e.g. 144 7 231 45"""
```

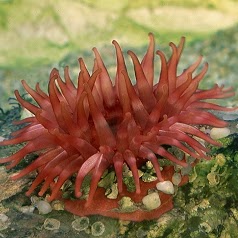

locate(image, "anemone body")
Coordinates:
0 34 235 221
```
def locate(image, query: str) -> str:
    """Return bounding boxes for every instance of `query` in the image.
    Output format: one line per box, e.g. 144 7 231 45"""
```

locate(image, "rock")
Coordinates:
172 173 182 186
18 205 35 214
156 181 174 194
210 127 230 140
51 200 65 211
222 113 238 121
0 213 11 231
142 192 161 210
35 200 52 215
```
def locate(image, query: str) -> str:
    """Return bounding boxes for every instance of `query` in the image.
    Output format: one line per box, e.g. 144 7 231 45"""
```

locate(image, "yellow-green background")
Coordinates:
1 0 238 108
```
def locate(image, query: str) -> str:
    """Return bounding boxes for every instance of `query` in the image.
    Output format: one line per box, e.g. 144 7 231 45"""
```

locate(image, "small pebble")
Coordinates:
51 200 64 211
0 214 11 231
35 200 52 214
142 192 161 210
18 205 35 214
91 221 105 237
172 173 182 186
156 181 174 194
210 127 230 140
72 217 89 232
181 164 192 175
0 214 8 223
222 113 238 121
43 218 60 230
30 195 41 205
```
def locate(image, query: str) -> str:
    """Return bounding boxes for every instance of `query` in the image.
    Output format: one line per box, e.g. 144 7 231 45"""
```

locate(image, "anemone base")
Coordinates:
64 167 188 221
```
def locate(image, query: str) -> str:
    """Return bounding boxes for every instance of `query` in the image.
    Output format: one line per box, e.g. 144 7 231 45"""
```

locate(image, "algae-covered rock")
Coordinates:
118 196 137 213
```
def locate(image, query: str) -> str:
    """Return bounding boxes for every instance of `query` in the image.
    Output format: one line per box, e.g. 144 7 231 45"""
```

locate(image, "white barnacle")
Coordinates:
43 218 60 230
91 221 105 237
72 217 89 232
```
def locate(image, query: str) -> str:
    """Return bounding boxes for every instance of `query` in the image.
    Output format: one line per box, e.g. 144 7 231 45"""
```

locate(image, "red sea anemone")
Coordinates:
0 34 235 221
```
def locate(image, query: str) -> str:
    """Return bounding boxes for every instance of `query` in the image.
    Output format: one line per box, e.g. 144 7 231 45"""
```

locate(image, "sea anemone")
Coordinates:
0 33 235 221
